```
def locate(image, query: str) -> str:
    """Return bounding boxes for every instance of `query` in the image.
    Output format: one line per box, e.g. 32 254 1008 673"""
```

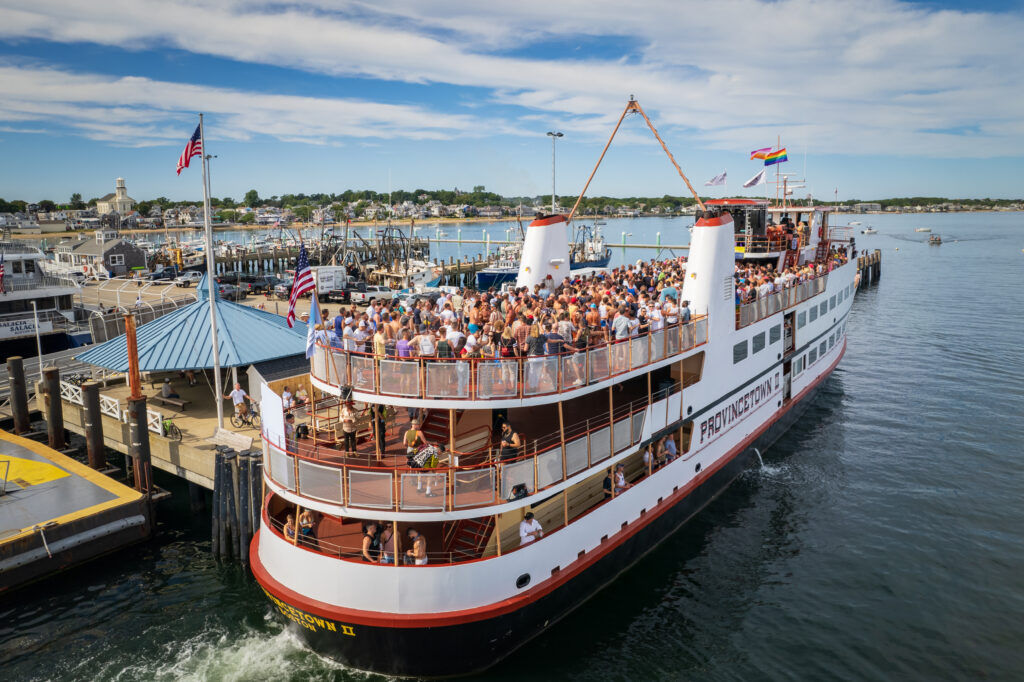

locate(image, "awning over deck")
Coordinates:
76 276 307 371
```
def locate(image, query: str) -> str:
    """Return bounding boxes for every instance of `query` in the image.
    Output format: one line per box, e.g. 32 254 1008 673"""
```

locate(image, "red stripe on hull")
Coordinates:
252 341 847 629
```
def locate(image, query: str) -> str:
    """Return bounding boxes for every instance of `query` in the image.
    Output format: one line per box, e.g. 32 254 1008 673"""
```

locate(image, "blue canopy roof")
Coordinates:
76 276 307 371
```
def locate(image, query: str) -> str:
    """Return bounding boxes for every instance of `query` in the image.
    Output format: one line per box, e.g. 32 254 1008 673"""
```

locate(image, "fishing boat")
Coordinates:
928 234 942 245
251 100 859 677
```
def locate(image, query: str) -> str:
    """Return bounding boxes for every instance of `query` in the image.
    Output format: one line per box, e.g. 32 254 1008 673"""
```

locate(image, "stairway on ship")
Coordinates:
443 516 495 562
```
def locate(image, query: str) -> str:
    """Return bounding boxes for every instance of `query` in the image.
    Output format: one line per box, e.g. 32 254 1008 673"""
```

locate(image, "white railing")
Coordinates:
59 380 84 405
738 275 828 328
146 408 163 434
99 394 121 419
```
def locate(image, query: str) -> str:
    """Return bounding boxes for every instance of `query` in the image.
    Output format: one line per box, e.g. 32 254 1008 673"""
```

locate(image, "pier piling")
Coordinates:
81 381 106 469
126 396 153 495
42 366 65 450
212 448 224 558
223 450 239 560
6 356 30 435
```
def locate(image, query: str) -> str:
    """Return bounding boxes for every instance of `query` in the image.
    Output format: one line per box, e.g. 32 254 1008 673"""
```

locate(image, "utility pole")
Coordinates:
547 131 563 214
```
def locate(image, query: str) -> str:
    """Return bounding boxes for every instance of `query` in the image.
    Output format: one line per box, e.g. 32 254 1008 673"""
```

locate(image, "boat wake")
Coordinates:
98 616 379 682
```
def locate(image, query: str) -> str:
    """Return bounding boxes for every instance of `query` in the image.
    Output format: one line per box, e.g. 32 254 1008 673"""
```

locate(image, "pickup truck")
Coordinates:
348 285 394 305
174 271 204 287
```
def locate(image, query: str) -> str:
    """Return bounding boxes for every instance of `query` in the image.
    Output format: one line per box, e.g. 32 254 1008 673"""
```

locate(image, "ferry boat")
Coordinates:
250 194 859 676
0 241 82 355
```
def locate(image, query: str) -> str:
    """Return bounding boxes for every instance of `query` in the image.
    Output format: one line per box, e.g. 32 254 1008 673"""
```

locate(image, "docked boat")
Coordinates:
929 234 942 245
0 241 83 355
251 192 859 675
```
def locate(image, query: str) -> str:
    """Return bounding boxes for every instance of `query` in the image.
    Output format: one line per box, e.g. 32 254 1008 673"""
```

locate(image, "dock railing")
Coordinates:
311 316 708 402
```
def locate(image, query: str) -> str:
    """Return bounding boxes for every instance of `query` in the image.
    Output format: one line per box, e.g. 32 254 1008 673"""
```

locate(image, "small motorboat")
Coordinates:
915 227 932 233
929 234 942 245
861 227 877 235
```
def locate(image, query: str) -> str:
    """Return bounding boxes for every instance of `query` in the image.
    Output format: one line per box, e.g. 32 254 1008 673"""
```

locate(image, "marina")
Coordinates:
1 0 1022 676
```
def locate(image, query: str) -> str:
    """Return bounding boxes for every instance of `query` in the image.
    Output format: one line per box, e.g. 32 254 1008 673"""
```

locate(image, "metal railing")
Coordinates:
0 274 80 291
737 274 828 328
263 387 684 514
311 317 708 402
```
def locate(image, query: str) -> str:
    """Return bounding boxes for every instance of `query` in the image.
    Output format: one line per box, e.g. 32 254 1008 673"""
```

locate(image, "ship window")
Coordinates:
24 259 35 273
809 307 818 322
829 336 835 349
809 348 817 363
798 311 806 328
819 302 828 316
752 332 765 354
830 295 836 310
769 324 781 344
11 260 22 274
819 341 827 356
733 340 748 363
516 573 531 589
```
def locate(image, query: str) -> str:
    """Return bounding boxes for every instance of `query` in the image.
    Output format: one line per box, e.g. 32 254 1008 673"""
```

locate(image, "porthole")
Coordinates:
695 462 702 473
516 573 531 589
687 406 693 415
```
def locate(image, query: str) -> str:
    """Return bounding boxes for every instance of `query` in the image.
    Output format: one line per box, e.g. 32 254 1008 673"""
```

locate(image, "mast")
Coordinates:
199 114 225 430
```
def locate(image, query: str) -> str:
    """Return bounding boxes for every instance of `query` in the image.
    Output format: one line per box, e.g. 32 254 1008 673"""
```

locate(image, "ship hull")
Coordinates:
251 351 836 678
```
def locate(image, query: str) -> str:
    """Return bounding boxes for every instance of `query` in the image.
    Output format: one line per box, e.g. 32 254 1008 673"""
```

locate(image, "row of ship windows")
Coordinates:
733 281 852 365
794 322 847 376
732 323 782 363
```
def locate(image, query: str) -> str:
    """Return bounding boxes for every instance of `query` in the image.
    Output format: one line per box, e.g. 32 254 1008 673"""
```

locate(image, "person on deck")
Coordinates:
224 382 249 417
519 512 543 545
161 378 180 399
406 528 427 565
362 523 380 562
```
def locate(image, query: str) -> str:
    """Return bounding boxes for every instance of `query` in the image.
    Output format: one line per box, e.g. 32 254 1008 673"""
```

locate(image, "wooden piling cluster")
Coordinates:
856 249 882 289
211 447 262 564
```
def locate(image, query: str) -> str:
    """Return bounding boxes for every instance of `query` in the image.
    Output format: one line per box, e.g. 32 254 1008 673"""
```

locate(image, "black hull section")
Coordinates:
259 376 828 678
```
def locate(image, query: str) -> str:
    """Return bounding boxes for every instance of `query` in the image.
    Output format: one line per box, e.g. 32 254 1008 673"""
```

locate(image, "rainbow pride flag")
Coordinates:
764 148 788 166
750 147 771 160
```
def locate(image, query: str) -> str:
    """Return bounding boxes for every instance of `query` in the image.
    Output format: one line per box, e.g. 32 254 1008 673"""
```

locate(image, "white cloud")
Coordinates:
0 61 512 145
0 0 1021 156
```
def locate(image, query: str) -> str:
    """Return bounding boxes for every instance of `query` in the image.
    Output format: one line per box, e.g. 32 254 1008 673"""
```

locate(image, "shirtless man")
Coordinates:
406 528 427 565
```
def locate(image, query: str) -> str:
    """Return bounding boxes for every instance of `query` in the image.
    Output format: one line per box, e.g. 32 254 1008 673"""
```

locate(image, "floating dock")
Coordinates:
0 429 152 594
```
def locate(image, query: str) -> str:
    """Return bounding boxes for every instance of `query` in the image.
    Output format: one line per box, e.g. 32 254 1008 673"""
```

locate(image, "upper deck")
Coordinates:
310 316 709 406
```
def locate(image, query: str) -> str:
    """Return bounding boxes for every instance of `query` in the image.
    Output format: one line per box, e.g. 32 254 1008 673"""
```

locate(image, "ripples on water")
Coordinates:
4 213 1024 681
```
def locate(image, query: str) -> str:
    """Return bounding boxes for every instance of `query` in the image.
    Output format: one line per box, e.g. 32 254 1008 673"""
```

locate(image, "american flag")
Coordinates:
286 242 316 328
176 124 202 175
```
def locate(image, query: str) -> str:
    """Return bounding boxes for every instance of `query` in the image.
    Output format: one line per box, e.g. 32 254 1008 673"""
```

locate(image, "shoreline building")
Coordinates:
96 178 136 216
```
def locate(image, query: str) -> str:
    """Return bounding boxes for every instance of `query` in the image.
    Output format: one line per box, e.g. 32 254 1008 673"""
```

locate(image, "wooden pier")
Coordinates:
856 249 882 289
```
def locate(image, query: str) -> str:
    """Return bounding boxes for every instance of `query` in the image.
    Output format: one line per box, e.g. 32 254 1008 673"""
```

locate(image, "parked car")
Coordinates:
273 276 295 299
145 267 179 281
235 275 277 294
349 285 394 305
174 271 204 287
217 283 247 300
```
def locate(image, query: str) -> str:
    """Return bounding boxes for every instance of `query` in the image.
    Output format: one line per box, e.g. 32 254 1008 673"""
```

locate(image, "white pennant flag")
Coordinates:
743 168 767 187
704 171 727 186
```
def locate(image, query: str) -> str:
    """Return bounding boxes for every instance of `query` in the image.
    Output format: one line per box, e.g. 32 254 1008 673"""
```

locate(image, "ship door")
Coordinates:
782 360 792 402
783 312 795 354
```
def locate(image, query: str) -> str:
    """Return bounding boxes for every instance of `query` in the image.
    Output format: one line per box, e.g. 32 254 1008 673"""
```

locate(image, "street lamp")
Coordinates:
546 131 563 215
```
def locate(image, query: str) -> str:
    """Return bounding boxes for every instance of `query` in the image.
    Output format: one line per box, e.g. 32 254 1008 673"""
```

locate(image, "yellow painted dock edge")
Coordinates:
0 429 143 544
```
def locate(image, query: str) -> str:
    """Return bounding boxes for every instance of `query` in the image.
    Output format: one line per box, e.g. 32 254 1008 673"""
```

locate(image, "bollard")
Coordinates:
6 356 30 434
42 366 65 450
127 396 153 494
81 381 105 469
212 449 223 557
237 454 251 564
223 450 239 560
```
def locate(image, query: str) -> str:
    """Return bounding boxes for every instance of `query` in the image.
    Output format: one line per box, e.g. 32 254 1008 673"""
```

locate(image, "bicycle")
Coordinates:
162 416 182 441
230 403 261 429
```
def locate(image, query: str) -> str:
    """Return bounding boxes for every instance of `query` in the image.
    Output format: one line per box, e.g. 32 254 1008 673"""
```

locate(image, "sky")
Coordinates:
0 0 1022 204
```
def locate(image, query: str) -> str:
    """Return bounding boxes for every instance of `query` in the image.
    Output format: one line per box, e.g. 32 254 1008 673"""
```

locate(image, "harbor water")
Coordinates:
3 212 1024 680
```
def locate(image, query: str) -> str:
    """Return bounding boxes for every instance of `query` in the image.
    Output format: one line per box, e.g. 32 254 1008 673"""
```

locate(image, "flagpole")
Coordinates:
199 113 225 430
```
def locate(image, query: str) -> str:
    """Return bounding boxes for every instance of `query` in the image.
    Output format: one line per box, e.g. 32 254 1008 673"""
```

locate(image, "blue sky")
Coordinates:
0 0 1022 204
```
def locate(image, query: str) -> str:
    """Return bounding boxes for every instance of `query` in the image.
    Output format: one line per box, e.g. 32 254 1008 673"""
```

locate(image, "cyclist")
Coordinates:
224 382 250 419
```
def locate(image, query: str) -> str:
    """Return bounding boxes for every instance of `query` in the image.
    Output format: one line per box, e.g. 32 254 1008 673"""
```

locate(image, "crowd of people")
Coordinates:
309 256 696 363
734 245 849 306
